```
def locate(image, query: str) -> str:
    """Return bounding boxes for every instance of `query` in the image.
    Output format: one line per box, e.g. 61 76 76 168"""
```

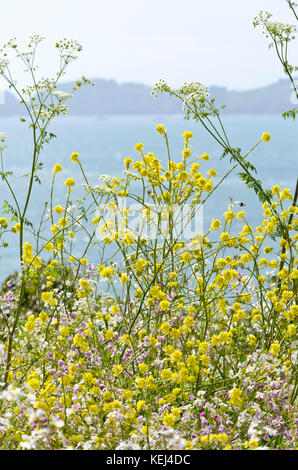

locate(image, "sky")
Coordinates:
0 0 297 91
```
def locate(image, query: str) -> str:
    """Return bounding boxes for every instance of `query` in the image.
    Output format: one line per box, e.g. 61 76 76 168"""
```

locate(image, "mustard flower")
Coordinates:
261 132 271 143
58 217 69 228
64 177 75 191
41 292 51 303
135 143 144 153
54 205 64 215
38 311 48 323
210 219 221 230
279 188 292 201
156 124 166 135
0 217 8 228
182 148 192 159
159 299 170 311
10 222 20 233
70 152 79 163
44 242 54 252
208 169 217 177
288 324 296 336
92 216 100 225
229 387 243 407
53 163 63 174
224 210 235 223
182 131 193 141
138 363 148 374
105 329 114 340
220 232 231 242
100 266 115 278
124 157 132 168
270 342 280 356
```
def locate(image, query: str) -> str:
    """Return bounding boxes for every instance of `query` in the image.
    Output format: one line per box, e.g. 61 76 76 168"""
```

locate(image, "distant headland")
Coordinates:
0 78 296 117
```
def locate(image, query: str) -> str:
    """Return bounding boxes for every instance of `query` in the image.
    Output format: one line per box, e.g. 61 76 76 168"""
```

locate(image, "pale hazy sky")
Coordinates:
1 0 297 90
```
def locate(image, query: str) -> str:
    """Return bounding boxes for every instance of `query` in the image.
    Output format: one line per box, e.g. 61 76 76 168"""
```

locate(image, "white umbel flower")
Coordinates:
52 91 73 101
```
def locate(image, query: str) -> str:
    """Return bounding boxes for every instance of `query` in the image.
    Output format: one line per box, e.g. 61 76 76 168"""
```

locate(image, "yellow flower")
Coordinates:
135 258 148 274
22 242 34 264
79 279 91 289
51 224 59 235
199 354 210 366
149 285 164 299
182 131 193 141
25 315 36 332
161 369 172 380
208 169 217 177
38 311 48 323
0 218 8 228
92 216 100 225
105 329 114 340
220 232 230 242
187 355 197 369
287 324 296 336
270 342 280 356
100 266 115 278
182 148 191 159
112 365 123 377
229 387 242 407
54 205 64 215
70 152 79 163
64 178 75 191
138 363 148 374
53 163 63 174
271 185 281 195
160 323 170 335
184 316 194 328
279 188 292 201
59 217 69 228
199 342 210 353
136 400 146 412
216 258 227 269
163 412 176 427
261 132 271 143
290 268 298 280
224 210 235 223
156 124 166 135
44 242 54 252
249 439 259 450
248 335 257 346
200 153 209 161
170 350 182 362
120 273 128 284
124 157 132 168
27 372 41 391
41 291 54 304
181 252 191 263
11 222 21 233
210 219 221 230
135 143 144 153
60 326 70 336
159 300 170 311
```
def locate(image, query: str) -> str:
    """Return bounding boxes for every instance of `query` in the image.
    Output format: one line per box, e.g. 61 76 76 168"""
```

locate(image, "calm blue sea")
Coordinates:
0 113 297 282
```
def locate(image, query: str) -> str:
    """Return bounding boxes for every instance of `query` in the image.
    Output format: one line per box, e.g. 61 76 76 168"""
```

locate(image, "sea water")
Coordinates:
0 113 297 282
